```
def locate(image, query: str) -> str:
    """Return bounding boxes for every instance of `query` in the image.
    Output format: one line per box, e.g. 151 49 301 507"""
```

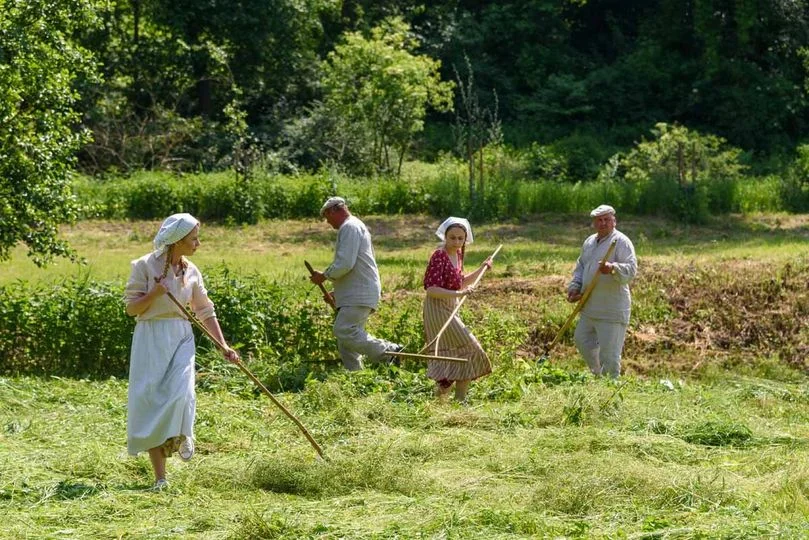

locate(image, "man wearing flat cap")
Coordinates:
310 197 402 370
566 204 637 377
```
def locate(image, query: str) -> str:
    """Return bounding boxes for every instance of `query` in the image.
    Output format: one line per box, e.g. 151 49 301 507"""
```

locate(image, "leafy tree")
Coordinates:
75 0 340 173
605 123 745 221
321 17 454 175
146 0 337 119
430 0 809 153
0 0 98 264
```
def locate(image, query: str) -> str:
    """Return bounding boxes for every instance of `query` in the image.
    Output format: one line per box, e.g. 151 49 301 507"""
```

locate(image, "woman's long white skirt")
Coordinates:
127 319 196 456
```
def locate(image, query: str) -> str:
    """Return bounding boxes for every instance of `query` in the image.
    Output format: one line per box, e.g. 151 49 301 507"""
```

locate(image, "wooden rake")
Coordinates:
540 238 617 362
386 351 468 364
303 261 468 365
418 244 503 358
164 291 326 460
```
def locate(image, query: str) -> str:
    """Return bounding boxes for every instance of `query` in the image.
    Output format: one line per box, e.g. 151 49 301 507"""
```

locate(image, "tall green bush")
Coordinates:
0 277 132 378
603 123 746 222
779 144 809 212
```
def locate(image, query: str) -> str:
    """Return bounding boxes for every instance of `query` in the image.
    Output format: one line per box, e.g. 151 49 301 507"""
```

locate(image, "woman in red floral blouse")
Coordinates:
423 217 493 403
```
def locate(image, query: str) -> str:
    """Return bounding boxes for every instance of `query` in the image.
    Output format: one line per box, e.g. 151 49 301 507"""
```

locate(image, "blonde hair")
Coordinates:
156 244 188 285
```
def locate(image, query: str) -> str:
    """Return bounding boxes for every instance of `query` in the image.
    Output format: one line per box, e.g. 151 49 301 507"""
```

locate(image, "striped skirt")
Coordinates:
423 295 491 383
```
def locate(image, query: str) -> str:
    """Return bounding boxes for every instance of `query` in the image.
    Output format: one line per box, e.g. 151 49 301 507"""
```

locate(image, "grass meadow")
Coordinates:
2 213 809 538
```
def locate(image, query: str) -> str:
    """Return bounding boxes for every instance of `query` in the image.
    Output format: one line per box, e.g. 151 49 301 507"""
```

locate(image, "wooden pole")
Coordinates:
419 244 503 356
306 264 465 365
304 260 337 311
386 351 468 363
543 239 618 359
164 291 326 459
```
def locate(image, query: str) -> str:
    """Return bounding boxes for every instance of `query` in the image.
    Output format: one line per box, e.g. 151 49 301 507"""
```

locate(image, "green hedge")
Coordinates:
0 271 335 380
73 168 786 224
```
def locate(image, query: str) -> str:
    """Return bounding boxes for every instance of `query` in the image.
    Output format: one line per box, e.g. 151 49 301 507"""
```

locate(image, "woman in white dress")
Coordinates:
124 213 239 489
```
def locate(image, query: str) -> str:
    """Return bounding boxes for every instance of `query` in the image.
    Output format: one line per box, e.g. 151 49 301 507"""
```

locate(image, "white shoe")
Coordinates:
151 478 169 491
179 436 194 462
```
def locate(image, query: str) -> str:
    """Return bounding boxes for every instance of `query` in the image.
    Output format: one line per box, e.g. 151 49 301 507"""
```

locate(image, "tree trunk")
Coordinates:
397 143 406 176
131 0 151 115
188 23 211 118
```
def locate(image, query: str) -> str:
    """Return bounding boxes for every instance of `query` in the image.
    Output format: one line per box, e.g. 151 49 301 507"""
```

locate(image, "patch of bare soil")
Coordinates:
629 260 809 369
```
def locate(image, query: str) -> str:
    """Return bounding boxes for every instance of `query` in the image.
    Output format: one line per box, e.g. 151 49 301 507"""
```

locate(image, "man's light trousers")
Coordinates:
334 306 394 371
573 314 628 378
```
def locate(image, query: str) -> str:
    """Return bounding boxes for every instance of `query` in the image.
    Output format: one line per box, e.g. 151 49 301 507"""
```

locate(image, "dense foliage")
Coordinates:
0 271 335 380
4 0 809 264
0 0 98 264
66 0 809 175
74 125 789 223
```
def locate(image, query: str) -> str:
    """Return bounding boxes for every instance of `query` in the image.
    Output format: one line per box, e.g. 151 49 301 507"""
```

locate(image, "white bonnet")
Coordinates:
153 213 199 255
435 217 473 244
590 204 616 218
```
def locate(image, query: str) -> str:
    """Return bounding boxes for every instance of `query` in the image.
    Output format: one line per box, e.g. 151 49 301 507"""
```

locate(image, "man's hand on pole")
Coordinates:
309 271 327 285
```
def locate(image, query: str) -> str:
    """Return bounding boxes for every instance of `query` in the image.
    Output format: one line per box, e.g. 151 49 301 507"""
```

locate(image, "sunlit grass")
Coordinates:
4 213 809 537
3 372 809 538
2 213 809 287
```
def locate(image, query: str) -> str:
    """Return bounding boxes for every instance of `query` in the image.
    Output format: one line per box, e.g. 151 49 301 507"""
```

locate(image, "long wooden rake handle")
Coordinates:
387 351 468 363
419 244 503 356
164 291 326 459
544 239 618 357
304 260 337 312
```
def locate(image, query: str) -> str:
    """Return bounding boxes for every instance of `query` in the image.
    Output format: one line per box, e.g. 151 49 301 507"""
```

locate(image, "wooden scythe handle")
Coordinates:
304 260 337 312
164 291 326 459
544 238 618 357
386 351 468 363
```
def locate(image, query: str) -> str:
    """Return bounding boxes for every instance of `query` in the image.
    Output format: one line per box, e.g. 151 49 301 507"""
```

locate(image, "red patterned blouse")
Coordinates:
423 249 464 290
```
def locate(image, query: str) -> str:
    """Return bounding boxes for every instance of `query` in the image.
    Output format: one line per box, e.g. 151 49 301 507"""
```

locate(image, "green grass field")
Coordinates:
1 213 807 286
2 213 809 538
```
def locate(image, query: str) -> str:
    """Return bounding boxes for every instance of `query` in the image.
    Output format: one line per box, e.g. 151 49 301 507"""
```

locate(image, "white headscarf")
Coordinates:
153 213 199 255
435 217 473 244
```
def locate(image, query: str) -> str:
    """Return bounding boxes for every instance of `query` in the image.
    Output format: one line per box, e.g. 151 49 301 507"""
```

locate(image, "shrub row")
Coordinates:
73 169 786 224
0 267 430 390
0 270 336 380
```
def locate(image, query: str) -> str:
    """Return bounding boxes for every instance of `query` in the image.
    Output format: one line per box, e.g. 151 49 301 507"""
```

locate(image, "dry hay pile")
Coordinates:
624 259 809 370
